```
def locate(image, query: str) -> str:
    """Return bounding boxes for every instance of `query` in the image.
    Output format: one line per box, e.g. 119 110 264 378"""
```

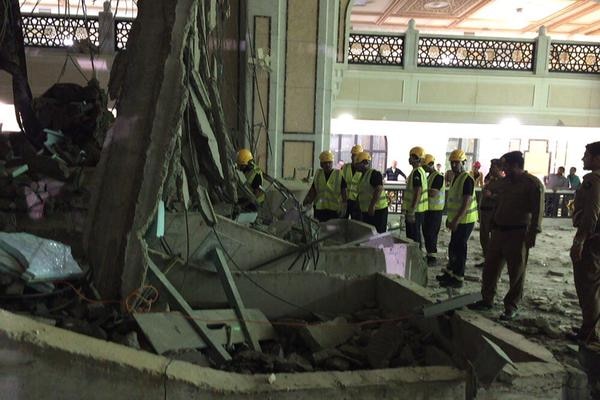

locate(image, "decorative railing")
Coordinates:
21 14 99 48
417 36 535 71
115 19 133 50
384 184 574 218
348 33 404 65
17 14 600 75
347 32 600 75
549 42 600 74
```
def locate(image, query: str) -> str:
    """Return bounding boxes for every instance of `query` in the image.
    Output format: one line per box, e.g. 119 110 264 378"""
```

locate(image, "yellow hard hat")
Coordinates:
351 144 364 155
449 149 467 162
356 151 371 163
409 146 425 159
423 154 435 165
236 148 253 166
319 150 334 162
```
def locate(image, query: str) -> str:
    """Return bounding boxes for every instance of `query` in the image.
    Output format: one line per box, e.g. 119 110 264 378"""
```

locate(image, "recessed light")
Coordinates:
424 1 450 10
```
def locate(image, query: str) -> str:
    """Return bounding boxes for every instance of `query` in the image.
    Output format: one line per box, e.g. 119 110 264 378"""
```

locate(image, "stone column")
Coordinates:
535 26 551 76
403 19 419 72
98 1 115 54
245 0 339 178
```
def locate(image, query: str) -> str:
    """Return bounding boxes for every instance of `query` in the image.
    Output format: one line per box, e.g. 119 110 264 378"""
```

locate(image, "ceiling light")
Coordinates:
423 1 450 10
499 117 520 126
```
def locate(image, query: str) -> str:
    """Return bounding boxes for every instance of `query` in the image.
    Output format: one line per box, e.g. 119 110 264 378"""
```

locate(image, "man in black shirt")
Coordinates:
384 160 407 181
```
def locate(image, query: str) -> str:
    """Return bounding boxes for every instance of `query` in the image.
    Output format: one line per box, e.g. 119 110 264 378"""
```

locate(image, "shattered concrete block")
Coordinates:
115 331 141 350
338 344 367 364
391 345 416 367
312 348 360 370
424 346 454 366
299 317 357 351
366 322 404 369
285 353 313 372
86 303 109 321
59 318 107 341
168 350 211 367
3 281 24 295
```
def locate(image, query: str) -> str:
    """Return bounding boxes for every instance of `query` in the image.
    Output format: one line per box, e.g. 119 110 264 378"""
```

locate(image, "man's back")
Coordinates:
493 172 544 228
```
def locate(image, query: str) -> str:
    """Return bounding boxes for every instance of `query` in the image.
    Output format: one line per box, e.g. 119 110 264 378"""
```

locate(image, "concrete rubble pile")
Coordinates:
221 309 455 374
0 1 113 240
2 2 595 399
0 79 111 237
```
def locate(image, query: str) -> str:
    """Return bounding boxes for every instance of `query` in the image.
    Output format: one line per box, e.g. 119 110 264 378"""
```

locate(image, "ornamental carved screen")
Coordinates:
417 36 535 71
549 42 600 74
115 19 133 50
21 14 100 48
347 33 404 66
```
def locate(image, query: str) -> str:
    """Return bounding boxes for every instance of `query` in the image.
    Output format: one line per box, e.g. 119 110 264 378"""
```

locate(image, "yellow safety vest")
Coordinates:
244 165 265 204
447 172 478 224
427 171 446 211
403 167 428 213
314 169 343 211
342 163 362 201
358 168 388 212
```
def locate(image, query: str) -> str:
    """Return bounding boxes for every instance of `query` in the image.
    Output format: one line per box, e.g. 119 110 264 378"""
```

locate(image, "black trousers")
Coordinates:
362 208 388 233
448 222 475 278
345 200 362 220
314 209 339 222
406 212 425 247
423 210 443 255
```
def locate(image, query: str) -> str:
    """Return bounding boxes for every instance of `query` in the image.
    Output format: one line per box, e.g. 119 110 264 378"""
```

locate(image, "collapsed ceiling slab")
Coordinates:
85 0 237 299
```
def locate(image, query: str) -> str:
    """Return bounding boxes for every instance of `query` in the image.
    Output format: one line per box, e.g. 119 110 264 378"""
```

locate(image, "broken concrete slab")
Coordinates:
160 212 428 286
424 345 454 366
85 0 239 300
312 348 361 370
134 309 275 354
298 316 357 351
366 322 404 369
473 336 515 388
420 292 482 318
0 267 570 399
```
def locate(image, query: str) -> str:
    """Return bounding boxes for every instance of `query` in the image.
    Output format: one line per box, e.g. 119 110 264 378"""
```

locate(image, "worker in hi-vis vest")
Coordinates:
341 144 364 221
355 151 388 233
437 149 478 289
402 146 428 248
303 150 347 222
236 148 265 210
422 154 445 266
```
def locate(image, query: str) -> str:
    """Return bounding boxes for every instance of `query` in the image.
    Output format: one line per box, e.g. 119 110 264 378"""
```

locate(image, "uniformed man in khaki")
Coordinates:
476 158 503 269
571 141 600 345
469 151 544 320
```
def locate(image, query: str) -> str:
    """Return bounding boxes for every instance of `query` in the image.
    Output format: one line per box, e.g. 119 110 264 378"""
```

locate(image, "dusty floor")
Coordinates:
395 216 584 371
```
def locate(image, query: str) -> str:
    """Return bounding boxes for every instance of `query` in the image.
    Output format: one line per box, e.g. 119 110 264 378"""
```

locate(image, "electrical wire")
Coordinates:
244 12 272 163
210 226 315 315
